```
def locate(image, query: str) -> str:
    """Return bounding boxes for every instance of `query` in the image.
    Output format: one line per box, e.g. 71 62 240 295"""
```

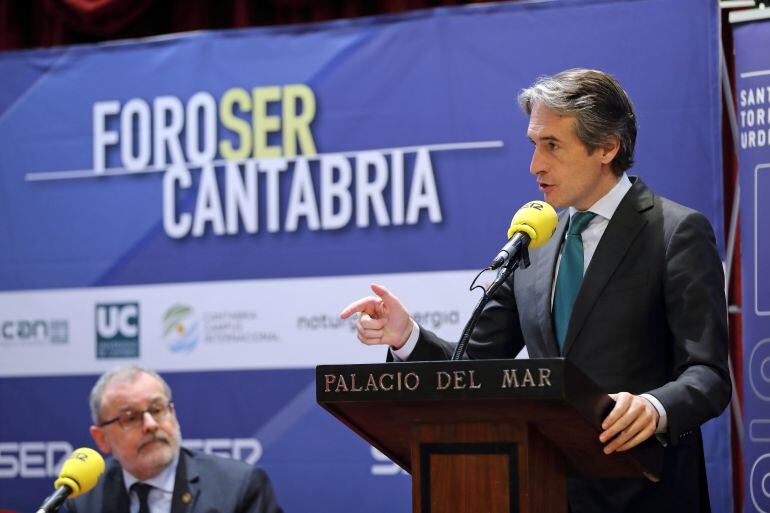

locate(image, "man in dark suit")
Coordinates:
63 365 282 513
340 69 731 512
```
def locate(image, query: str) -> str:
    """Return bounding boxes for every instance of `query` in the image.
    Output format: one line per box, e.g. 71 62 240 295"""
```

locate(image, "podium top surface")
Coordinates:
316 358 662 481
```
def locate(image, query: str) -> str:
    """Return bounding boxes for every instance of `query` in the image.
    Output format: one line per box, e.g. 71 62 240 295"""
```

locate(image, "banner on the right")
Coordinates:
734 18 770 513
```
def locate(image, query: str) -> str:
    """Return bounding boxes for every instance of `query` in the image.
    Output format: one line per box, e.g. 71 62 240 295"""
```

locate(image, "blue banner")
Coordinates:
0 0 724 291
734 17 770 513
0 1 728 512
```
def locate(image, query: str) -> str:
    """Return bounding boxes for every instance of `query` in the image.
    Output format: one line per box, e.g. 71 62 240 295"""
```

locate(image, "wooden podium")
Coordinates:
316 358 662 513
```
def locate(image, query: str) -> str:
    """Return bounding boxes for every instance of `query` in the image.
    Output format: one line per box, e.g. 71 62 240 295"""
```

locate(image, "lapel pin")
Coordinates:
182 492 192 504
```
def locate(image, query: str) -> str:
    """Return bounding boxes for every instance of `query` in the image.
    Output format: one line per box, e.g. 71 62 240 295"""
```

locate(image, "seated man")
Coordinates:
63 365 283 513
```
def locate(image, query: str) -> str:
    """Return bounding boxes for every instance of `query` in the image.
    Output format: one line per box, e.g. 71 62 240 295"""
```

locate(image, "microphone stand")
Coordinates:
451 235 531 361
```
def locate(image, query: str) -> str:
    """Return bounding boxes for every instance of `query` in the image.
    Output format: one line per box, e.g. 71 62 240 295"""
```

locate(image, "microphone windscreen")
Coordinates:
506 201 558 248
53 447 105 498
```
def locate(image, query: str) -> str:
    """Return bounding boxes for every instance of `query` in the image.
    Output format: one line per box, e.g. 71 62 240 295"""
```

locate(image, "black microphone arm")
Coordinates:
489 231 530 270
36 485 73 513
452 233 531 361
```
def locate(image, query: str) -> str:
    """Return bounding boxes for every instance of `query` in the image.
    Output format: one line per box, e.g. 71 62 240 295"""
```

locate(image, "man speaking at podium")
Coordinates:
62 366 282 513
341 69 730 512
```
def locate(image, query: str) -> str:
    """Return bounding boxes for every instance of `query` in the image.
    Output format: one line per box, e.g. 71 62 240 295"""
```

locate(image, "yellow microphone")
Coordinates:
37 448 105 513
490 200 558 269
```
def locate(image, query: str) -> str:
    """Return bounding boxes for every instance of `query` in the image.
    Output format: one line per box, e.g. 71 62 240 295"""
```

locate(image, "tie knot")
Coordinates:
131 482 153 502
568 211 596 236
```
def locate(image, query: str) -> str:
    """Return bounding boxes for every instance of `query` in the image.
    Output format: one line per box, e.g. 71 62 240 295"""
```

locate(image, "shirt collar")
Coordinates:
123 452 179 495
568 172 632 220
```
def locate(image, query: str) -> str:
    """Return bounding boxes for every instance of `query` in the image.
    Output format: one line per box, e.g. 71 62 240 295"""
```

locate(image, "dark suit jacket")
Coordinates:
62 448 283 513
404 178 731 513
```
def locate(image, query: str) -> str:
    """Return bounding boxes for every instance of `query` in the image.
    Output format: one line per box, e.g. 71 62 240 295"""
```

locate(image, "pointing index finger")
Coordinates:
340 296 381 319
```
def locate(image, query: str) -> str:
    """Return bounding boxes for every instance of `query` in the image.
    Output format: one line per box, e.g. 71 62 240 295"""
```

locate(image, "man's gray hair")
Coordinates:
89 365 173 424
518 68 637 175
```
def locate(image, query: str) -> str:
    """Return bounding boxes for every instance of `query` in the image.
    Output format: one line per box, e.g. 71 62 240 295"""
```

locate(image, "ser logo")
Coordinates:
183 438 262 465
0 441 73 478
95 303 139 358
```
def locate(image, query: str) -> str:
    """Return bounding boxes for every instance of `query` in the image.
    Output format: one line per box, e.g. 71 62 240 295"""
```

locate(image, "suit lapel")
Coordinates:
562 178 654 356
102 460 130 513
171 450 200 513
534 211 568 357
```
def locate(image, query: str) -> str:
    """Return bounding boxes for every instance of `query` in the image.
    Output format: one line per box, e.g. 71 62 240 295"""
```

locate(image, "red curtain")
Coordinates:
0 0 469 52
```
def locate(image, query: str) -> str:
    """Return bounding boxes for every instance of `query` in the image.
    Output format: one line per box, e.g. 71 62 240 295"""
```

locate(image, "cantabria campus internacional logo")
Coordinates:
162 304 199 352
95 302 139 358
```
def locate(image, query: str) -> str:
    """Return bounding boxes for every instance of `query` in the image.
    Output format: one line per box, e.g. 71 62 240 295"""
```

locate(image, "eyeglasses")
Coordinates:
98 401 174 431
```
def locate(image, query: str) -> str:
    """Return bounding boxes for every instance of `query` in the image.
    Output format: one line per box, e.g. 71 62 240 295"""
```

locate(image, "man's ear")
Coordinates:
90 425 112 454
600 135 621 165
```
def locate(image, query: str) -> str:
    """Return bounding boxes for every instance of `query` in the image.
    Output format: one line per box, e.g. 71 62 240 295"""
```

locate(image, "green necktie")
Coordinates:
553 211 597 352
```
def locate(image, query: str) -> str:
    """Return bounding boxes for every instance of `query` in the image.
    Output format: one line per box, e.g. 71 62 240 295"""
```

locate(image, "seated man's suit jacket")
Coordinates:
401 178 731 513
63 448 283 513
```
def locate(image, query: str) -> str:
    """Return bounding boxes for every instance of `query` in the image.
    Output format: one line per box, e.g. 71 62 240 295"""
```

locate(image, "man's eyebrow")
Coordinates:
527 135 561 143
117 396 166 411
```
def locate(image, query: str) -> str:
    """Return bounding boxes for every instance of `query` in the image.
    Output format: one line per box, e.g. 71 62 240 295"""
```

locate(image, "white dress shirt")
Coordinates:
123 453 179 513
392 173 668 433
